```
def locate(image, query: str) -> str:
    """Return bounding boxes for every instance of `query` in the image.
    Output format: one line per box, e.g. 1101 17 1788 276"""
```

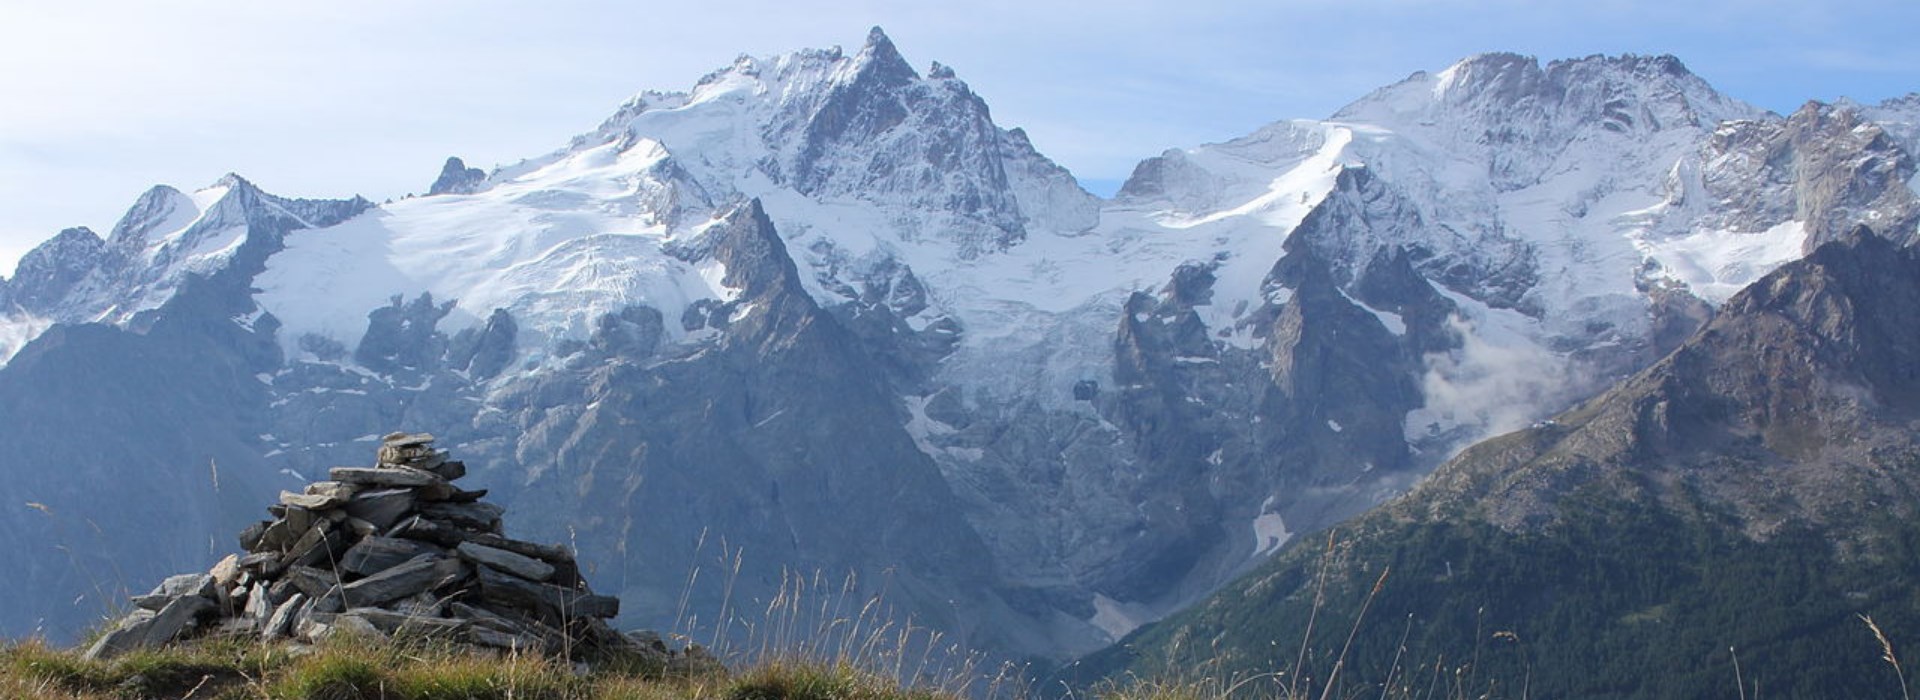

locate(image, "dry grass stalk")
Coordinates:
1862 614 1911 700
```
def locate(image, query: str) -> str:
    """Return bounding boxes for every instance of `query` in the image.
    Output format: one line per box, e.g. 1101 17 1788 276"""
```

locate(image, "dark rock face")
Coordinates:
1261 250 1421 485
495 201 1012 648
9 227 105 313
588 306 663 359
1703 102 1920 249
793 28 922 190
762 27 1038 257
355 293 456 375
428 157 487 196
820 258 955 391
1038 170 1460 616
448 308 518 379
1336 52 1748 193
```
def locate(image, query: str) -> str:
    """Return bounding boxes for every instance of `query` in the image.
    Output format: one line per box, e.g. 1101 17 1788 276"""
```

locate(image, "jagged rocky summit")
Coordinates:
84 433 635 661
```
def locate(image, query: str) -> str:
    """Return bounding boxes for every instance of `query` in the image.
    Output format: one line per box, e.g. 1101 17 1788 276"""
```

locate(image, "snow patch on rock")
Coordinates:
1252 496 1293 558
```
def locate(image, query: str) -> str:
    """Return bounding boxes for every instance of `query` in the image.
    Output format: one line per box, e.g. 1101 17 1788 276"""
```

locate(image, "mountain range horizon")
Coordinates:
3 25 1918 696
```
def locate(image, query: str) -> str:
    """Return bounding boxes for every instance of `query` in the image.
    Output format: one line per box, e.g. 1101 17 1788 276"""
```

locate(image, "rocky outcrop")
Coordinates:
8 227 105 314
355 294 457 376
1702 102 1920 249
85 433 629 661
428 157 487 196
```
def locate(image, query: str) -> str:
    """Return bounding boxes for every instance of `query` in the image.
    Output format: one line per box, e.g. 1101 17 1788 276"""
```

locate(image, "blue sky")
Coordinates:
3 0 1918 273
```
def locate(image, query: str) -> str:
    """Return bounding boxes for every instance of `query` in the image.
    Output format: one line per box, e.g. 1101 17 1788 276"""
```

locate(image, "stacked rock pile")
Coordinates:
86 433 628 661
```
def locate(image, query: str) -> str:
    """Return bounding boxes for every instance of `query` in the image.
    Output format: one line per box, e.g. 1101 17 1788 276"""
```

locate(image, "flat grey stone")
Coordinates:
237 551 284 578
417 501 504 531
244 582 274 623
282 505 322 534
341 555 467 608
457 542 555 582
387 515 464 546
285 522 350 569
283 566 339 600
449 601 523 632
466 533 574 564
348 607 464 636
311 586 346 613
344 488 416 530
307 480 357 496
138 594 214 647
440 486 487 503
238 521 271 551
148 572 215 600
377 444 438 466
213 616 260 637
209 554 242 588
340 536 440 577
279 490 346 510
267 579 299 604
475 565 618 621
428 459 467 481
331 466 445 488
82 610 156 661
129 594 172 611
465 624 547 653
383 432 436 448
294 609 334 643
330 612 394 641
256 518 299 552
341 516 379 538
392 592 445 617
132 572 214 610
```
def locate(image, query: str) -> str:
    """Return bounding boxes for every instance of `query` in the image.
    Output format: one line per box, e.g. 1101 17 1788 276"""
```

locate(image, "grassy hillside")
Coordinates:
1065 492 1920 699
0 633 986 700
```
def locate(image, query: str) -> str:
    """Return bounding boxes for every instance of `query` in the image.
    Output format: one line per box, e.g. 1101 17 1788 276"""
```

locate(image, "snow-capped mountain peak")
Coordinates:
241 28 1100 369
844 25 918 85
107 185 198 250
0 173 367 362
7 227 105 311
1338 52 1765 163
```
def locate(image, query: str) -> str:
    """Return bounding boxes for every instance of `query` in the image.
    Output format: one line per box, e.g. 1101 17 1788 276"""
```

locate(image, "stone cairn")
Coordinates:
86 433 632 661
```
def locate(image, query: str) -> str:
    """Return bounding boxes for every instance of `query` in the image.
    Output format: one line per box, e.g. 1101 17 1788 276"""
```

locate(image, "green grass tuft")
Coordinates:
269 648 389 700
726 661 944 700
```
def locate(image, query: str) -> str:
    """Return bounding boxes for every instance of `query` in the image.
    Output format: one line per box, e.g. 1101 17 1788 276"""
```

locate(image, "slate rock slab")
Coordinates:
344 488 416 530
331 466 445 488
457 542 555 582
341 555 467 608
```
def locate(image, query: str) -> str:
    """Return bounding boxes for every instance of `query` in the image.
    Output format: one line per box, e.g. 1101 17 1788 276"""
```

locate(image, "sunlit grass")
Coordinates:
0 631 949 700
